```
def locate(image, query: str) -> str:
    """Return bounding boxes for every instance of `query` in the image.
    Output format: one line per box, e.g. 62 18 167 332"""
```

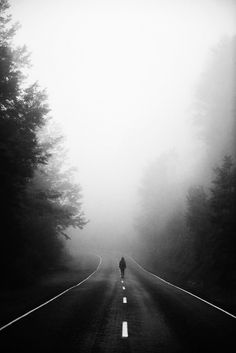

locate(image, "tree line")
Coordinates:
136 155 235 292
0 0 87 288
186 156 235 288
135 37 236 299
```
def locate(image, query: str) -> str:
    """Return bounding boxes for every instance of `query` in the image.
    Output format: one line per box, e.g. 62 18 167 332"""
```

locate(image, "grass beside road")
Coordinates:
132 255 236 318
0 253 99 329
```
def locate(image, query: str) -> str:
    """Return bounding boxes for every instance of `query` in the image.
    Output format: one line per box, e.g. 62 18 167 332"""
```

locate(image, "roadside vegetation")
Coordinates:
135 37 236 312
0 0 87 288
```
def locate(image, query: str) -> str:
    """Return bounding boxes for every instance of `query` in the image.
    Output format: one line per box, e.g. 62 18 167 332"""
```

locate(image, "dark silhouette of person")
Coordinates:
119 257 126 278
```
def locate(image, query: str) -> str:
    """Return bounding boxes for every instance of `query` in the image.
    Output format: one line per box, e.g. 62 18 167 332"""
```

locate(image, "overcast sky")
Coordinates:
10 0 236 248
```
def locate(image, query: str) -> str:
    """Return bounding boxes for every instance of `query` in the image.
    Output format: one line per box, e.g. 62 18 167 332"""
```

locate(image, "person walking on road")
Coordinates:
119 257 126 278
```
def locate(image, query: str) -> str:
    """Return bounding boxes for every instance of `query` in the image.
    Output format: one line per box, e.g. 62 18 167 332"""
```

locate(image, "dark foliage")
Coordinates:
0 1 87 288
136 155 236 295
135 38 236 310
209 156 236 287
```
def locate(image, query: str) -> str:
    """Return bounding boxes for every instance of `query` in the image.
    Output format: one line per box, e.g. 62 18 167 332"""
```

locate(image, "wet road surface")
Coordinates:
0 253 235 353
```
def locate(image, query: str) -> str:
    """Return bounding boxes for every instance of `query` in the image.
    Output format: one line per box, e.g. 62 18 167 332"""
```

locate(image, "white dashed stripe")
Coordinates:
122 321 128 337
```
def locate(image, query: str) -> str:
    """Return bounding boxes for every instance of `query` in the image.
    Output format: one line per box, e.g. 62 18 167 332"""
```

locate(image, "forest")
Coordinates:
134 37 236 308
0 0 87 288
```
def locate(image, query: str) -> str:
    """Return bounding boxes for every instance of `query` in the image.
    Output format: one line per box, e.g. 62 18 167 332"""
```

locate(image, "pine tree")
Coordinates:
209 156 236 286
0 1 87 286
0 1 49 254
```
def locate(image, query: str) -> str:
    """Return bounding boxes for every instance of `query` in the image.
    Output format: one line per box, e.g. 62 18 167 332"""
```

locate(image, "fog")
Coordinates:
10 0 236 253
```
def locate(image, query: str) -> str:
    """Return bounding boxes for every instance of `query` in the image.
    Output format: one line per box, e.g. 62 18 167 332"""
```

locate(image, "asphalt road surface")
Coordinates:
0 253 235 353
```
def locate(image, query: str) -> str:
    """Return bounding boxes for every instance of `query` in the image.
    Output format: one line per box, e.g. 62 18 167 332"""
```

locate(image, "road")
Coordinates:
0 253 235 353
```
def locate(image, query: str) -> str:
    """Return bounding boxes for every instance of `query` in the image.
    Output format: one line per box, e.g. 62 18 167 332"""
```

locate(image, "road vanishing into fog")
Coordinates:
0 253 235 353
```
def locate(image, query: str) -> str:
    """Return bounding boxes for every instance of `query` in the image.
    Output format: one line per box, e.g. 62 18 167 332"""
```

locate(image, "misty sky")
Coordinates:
10 0 236 249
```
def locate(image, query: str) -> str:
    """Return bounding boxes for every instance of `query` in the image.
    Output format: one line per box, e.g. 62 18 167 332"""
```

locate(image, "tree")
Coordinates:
185 156 236 288
194 37 236 167
186 186 210 254
210 156 235 230
30 127 88 237
135 152 190 280
0 1 87 286
0 1 49 260
209 156 236 286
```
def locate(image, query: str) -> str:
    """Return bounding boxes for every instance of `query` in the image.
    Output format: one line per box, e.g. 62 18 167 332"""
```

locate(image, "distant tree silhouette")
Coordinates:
135 36 236 308
135 152 191 281
185 156 236 288
186 186 211 266
209 156 236 287
194 37 236 165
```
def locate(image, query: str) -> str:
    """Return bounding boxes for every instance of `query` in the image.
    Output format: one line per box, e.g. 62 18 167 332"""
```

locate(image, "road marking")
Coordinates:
121 280 124 283
122 321 128 337
0 256 103 332
130 257 236 319
123 297 127 304
122 286 125 290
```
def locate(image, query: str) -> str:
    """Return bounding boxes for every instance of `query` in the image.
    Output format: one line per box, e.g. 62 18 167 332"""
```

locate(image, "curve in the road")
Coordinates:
130 256 236 319
0 255 102 332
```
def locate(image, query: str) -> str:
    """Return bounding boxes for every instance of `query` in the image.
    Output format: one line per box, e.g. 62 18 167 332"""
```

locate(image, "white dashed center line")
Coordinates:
123 297 127 304
122 286 125 290
122 321 128 338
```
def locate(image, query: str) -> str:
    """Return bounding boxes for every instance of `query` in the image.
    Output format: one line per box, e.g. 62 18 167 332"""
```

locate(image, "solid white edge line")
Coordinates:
130 256 236 319
122 321 128 337
0 255 102 332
